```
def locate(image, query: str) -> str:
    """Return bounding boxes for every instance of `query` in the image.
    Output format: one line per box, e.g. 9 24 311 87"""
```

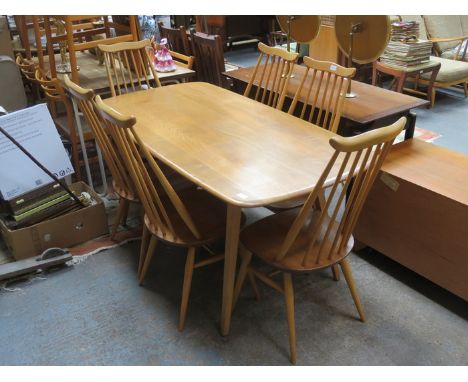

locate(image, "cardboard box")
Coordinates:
0 182 109 260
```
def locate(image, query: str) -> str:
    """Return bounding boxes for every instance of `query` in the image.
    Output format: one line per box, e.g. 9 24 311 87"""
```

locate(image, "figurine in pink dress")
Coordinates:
154 38 176 72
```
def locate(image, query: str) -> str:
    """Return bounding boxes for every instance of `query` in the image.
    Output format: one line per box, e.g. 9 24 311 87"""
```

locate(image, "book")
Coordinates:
380 21 433 67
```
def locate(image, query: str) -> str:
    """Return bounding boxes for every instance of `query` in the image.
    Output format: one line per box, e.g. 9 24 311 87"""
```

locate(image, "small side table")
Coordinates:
372 60 441 108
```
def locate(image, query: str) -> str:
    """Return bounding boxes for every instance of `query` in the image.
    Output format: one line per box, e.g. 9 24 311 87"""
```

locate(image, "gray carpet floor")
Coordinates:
0 47 467 366
1 238 466 365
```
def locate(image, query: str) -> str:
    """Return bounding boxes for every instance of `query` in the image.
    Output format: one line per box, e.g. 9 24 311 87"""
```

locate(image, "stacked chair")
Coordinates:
35 68 96 182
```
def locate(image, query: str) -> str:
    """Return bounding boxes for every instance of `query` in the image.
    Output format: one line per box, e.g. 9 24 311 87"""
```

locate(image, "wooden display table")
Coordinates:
44 51 195 94
224 64 429 139
372 60 441 108
354 139 468 301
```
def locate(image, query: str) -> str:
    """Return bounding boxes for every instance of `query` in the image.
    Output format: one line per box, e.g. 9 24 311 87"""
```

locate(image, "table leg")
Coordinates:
404 111 417 140
220 204 242 336
427 64 441 108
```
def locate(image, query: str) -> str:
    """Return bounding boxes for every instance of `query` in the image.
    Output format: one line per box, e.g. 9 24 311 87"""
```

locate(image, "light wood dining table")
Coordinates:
104 82 345 336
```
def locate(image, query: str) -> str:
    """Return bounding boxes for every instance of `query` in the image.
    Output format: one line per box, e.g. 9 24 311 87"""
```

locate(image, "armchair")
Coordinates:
398 15 468 104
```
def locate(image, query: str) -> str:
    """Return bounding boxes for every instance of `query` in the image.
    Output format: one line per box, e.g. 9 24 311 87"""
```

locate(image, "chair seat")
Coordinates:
145 187 228 246
421 56 468 82
267 196 307 212
112 161 196 203
112 179 138 202
241 207 354 273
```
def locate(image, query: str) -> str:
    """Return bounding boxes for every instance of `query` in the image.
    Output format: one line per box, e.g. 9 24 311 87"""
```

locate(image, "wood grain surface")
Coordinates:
225 64 429 124
104 82 342 207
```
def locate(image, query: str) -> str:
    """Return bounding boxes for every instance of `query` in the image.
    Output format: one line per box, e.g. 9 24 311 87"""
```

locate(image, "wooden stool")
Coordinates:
372 60 441 108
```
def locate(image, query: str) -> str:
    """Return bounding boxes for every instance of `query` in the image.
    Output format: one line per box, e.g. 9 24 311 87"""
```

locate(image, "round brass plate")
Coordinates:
335 15 391 64
276 15 321 43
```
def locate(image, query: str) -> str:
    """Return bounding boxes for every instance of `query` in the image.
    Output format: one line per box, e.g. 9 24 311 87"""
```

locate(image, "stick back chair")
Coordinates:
63 75 137 238
94 96 235 331
190 31 226 87
158 21 192 56
288 56 356 133
233 117 406 364
43 15 139 83
243 42 298 110
35 68 97 181
99 39 161 97
15 53 41 102
266 59 355 215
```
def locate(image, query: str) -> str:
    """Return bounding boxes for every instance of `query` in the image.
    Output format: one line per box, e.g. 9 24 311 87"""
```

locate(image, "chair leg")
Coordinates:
331 264 340 281
340 257 366 322
178 247 196 331
283 272 297 365
120 198 131 227
138 224 150 277
110 198 129 240
247 270 261 301
464 81 468 97
138 236 158 285
232 247 253 309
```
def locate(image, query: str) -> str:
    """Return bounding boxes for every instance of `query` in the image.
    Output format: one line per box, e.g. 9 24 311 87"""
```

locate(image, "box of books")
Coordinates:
0 182 108 260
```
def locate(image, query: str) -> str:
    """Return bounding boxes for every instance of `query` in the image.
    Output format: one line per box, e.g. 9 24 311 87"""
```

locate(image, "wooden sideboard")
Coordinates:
354 139 468 301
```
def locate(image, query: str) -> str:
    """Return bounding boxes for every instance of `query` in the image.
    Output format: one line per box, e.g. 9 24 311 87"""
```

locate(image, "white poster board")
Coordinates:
0 104 74 200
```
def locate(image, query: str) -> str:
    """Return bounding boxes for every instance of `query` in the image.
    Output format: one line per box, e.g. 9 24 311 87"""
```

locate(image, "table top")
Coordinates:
377 60 441 73
104 82 343 207
44 51 195 92
382 139 468 206
224 64 429 125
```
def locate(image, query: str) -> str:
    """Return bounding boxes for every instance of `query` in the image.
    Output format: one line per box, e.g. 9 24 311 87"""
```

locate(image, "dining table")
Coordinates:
104 81 349 336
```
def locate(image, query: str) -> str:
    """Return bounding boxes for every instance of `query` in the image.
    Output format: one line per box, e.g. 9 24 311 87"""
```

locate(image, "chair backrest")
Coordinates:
158 22 191 56
276 117 406 268
63 75 136 199
288 56 356 133
98 39 161 97
34 68 67 103
190 31 226 87
16 53 38 82
423 15 463 53
94 96 202 242
243 42 298 110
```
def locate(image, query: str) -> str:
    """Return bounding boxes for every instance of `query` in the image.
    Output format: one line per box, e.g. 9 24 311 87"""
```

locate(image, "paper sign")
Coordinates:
380 173 400 192
0 104 74 200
